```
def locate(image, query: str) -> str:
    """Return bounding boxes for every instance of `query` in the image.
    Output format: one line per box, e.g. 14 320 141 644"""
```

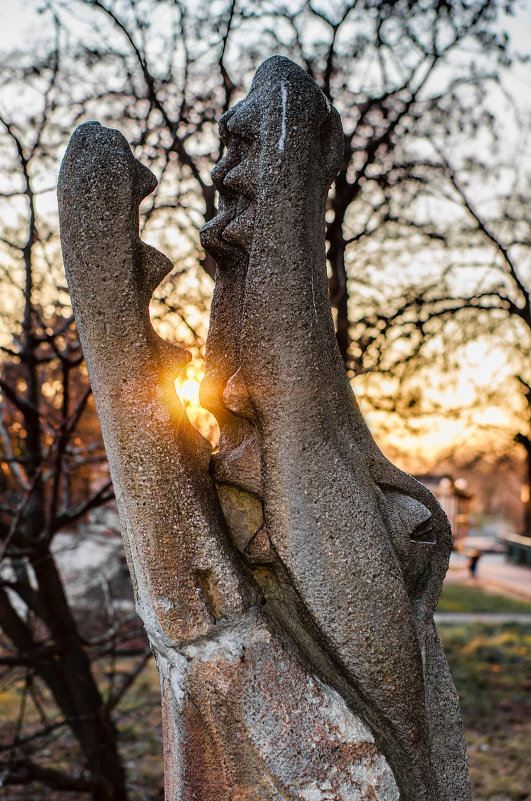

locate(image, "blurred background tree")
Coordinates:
0 29 149 799
0 0 529 798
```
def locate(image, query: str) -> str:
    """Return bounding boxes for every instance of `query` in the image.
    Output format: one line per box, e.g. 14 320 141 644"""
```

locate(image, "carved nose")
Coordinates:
135 161 158 201
226 103 259 141
382 489 435 544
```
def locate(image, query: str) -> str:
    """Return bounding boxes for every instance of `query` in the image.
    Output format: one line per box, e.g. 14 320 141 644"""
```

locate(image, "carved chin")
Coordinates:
199 211 237 260
200 196 257 258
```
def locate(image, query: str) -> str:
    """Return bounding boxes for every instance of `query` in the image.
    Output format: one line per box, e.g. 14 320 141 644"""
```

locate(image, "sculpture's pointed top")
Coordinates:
59 121 157 203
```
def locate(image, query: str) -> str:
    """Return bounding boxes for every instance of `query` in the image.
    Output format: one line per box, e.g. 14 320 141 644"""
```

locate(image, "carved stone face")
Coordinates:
200 56 449 605
200 55 457 801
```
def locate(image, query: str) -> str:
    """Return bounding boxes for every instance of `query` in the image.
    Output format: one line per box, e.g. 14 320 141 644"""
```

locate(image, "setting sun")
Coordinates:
176 378 201 403
174 372 219 445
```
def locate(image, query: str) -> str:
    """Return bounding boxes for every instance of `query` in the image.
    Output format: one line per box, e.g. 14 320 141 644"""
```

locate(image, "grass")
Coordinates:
115 664 164 800
0 659 164 801
437 582 531 614
439 622 531 801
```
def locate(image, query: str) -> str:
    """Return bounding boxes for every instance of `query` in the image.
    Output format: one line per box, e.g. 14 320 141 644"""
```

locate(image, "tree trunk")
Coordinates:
9 188 129 800
31 550 128 801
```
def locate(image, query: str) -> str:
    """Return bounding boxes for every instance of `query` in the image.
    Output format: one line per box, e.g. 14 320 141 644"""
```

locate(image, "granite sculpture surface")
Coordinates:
58 55 471 801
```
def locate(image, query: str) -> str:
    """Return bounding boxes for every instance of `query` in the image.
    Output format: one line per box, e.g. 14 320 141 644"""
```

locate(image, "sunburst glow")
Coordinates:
177 378 201 403
173 372 218 445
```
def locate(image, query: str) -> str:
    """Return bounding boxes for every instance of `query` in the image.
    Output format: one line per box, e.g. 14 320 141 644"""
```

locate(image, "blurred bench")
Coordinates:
502 533 531 566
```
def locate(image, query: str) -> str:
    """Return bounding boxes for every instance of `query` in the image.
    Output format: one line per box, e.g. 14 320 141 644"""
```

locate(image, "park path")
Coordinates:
445 552 531 602
435 612 531 624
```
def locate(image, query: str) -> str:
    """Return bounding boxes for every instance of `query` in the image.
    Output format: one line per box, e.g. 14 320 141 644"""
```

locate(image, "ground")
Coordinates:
1 585 530 800
441 619 530 801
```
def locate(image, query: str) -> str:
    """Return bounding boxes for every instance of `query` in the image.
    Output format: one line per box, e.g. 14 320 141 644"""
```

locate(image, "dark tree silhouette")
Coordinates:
0 27 148 800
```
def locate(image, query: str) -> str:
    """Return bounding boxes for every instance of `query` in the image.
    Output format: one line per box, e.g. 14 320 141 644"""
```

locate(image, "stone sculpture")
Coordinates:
58 56 471 801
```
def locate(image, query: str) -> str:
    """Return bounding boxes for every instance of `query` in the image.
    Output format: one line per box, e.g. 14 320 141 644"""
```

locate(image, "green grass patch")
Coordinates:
440 622 530 801
437 582 531 614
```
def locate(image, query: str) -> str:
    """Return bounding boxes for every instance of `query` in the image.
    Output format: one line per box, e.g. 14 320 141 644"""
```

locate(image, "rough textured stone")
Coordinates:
58 55 471 801
200 55 471 801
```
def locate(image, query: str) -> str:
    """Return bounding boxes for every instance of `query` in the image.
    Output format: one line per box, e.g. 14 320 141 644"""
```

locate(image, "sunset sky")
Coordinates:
1 0 530 468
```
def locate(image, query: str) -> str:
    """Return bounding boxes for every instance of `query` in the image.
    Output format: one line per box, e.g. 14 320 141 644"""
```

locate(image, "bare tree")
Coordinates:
0 26 149 800
50 0 518 359
348 144 531 531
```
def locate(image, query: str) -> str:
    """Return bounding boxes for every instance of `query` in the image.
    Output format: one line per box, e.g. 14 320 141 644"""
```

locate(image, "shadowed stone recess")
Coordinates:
58 55 471 801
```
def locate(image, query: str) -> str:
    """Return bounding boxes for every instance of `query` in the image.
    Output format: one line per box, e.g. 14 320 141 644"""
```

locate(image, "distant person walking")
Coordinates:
468 549 481 578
